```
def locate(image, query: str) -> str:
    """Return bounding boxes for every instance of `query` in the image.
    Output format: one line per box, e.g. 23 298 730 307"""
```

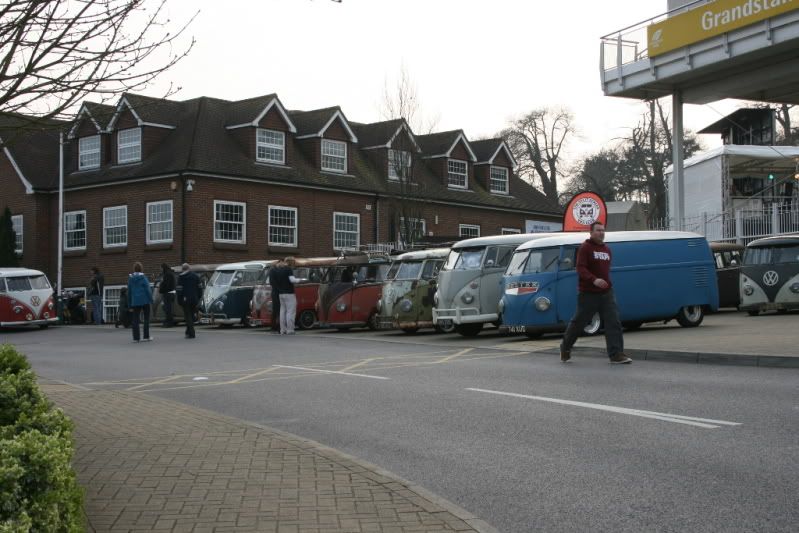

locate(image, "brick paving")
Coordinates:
42 383 495 533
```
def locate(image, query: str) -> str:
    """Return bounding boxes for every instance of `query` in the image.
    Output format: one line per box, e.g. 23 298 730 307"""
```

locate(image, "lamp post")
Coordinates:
57 130 64 313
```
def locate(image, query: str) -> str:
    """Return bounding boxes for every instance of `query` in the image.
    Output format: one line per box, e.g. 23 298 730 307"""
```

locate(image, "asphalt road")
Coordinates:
5 316 798 533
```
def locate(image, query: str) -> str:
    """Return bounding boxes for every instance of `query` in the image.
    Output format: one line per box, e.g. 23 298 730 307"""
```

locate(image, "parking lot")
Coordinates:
4 310 799 533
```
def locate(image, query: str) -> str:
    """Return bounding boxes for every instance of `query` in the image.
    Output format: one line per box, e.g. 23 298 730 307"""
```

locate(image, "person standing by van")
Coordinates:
159 263 176 327
127 262 153 342
560 222 632 364
272 257 305 335
177 263 201 339
88 267 104 325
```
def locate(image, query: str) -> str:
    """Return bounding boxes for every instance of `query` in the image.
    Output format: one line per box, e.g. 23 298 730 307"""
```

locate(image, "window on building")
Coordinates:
502 227 521 235
103 286 123 323
256 129 285 164
490 166 509 194
447 159 468 189
459 224 480 238
11 215 22 255
214 200 246 243
146 200 173 244
322 139 347 173
103 205 127 247
388 149 412 180
398 217 426 244
268 206 297 247
333 212 359 250
117 127 141 164
64 210 87 250
78 135 101 170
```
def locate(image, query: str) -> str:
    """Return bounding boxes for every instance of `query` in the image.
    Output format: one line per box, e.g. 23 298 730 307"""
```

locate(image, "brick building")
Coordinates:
1 92 561 320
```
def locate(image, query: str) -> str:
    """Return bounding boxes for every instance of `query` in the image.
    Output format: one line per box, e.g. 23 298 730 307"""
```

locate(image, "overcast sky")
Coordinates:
151 0 740 166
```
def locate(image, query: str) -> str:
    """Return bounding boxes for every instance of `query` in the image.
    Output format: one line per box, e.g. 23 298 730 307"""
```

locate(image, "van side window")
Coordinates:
715 253 725 269
496 246 515 268
421 260 442 280
523 248 560 274
484 246 498 268
560 247 578 271
0 278 6 292
506 250 528 275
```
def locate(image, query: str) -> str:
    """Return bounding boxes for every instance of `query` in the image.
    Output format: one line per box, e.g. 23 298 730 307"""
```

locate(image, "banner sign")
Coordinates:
562 191 607 232
648 0 798 57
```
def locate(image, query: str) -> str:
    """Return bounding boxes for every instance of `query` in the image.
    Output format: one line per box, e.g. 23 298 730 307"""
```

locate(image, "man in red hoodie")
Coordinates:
560 222 632 364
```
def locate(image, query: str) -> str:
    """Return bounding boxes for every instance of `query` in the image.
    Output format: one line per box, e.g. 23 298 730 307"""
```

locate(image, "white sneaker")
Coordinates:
142 337 153 342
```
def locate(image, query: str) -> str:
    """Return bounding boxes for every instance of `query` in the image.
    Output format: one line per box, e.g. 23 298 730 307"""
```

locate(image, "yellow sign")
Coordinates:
648 0 798 57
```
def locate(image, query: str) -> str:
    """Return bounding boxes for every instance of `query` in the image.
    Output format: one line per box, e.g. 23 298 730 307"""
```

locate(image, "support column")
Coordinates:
672 91 685 228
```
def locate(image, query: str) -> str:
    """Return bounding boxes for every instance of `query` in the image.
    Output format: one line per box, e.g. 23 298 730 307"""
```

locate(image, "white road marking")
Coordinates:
466 388 742 429
273 365 390 380
435 348 474 363
340 357 382 372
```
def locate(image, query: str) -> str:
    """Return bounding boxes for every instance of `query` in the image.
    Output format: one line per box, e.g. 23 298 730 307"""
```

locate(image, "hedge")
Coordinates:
0 344 84 532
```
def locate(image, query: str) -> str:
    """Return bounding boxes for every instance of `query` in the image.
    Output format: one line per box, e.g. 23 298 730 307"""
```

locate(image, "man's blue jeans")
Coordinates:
90 294 103 325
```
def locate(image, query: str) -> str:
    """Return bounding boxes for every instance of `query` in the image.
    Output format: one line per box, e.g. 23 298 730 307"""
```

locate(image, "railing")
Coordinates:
649 204 799 244
600 0 711 72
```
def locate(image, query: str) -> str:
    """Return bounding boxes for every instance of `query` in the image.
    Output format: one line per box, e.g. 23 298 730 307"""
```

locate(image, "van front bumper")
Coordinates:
1 317 59 327
198 314 240 325
433 307 498 325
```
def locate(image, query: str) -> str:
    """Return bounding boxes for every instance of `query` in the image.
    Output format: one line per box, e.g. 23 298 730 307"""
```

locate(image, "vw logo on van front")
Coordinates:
763 271 779 287
30 295 41 306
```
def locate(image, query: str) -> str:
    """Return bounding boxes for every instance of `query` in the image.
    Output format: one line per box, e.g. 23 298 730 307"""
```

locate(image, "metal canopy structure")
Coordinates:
599 0 799 223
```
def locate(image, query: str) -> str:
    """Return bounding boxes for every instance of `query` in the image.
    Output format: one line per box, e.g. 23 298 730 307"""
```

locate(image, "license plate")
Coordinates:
200 317 211 324
762 303 781 311
438 319 453 328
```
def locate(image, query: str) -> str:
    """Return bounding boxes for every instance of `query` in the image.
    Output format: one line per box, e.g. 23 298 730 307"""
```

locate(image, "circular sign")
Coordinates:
763 271 779 287
572 197 602 226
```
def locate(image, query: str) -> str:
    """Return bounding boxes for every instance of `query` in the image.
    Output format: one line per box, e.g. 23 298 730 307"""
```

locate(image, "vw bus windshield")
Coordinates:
386 262 401 280
523 248 561 274
506 250 529 276
0 278 5 292
744 244 799 265
443 247 485 271
209 270 235 287
421 260 443 280
5 275 49 291
231 269 263 287
396 261 423 280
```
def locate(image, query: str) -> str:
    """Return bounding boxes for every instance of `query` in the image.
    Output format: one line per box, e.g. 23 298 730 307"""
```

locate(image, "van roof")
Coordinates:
515 231 703 251
395 247 450 261
214 260 276 271
746 233 799 247
452 232 560 250
0 267 46 278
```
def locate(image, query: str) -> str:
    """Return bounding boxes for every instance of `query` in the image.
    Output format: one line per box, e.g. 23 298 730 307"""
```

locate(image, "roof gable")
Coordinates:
106 94 178 131
291 107 358 143
418 130 476 161
355 119 421 152
225 95 297 133
472 138 518 169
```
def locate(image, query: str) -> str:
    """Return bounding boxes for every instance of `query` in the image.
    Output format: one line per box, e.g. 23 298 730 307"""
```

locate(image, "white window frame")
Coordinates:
78 135 101 170
11 214 22 255
321 139 347 173
447 159 468 189
398 217 426 243
333 212 360 250
117 127 141 164
103 285 124 324
459 224 481 238
64 210 87 251
214 200 247 244
388 149 412 181
102 205 128 248
501 227 521 235
256 128 285 164
268 205 298 247
489 166 509 194
146 200 173 244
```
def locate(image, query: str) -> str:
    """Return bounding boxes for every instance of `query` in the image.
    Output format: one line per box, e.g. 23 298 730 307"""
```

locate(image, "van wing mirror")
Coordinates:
559 257 573 269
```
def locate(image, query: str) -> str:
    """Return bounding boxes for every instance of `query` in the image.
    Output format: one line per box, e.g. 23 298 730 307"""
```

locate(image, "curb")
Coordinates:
539 347 799 368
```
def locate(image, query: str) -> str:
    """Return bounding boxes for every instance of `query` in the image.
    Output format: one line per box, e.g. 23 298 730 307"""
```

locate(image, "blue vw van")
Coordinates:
499 231 719 337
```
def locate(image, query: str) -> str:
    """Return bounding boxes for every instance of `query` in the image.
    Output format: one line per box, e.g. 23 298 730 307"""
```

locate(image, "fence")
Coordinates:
649 205 799 244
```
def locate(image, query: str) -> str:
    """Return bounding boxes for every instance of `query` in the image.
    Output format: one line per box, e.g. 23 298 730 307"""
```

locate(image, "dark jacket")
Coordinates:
127 273 153 307
177 270 202 306
270 266 295 295
159 269 176 294
88 272 104 296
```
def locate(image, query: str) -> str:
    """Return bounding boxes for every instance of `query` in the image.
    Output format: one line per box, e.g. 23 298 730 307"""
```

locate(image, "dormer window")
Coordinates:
256 128 285 164
117 127 141 164
78 135 101 170
321 139 347 173
388 149 412 181
447 159 468 189
489 166 509 194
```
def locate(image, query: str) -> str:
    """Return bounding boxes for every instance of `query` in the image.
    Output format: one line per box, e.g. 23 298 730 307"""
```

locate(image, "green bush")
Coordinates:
0 346 84 532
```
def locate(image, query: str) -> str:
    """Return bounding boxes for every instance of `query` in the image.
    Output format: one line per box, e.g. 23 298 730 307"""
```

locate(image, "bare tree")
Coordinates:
500 107 576 204
563 148 623 202
0 0 195 131
380 64 439 135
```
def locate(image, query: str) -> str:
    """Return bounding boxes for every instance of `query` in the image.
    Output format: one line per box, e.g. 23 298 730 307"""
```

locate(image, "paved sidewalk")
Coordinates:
42 381 496 533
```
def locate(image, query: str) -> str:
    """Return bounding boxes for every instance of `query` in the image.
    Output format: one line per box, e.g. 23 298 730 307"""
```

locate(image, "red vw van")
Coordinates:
316 252 391 330
249 257 336 329
0 268 59 329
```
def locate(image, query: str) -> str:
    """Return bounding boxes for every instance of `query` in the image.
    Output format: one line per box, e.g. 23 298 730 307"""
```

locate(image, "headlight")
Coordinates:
25 313 33 321
534 297 551 311
433 291 439 305
791 283 799 294
461 293 474 304
47 302 54 310
336 301 347 312
13 306 22 314
743 285 754 296
377 299 382 311
214 301 225 310
399 299 413 313
43 312 50 319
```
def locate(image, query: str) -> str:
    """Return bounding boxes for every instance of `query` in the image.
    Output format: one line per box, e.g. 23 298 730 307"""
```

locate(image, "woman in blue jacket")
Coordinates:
128 262 154 342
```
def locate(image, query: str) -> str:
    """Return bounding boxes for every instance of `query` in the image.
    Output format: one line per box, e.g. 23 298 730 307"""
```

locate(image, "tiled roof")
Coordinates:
9 93 563 217
471 138 502 162
83 102 117 130
0 113 64 190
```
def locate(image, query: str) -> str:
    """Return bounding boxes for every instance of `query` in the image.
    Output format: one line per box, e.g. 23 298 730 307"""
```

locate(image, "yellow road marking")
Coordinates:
340 358 381 372
225 366 281 384
126 374 185 391
435 347 473 363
